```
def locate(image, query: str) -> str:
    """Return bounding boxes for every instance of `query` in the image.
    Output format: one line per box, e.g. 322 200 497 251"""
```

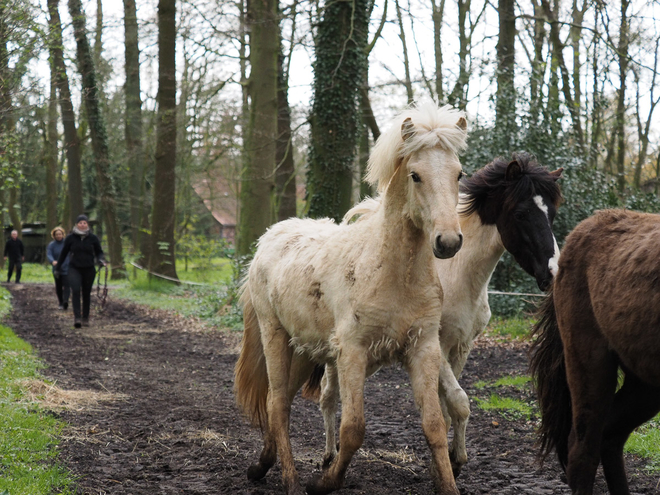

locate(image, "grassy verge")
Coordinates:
0 287 75 493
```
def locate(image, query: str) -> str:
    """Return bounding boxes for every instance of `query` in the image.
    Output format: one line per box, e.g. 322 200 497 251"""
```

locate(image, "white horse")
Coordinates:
313 154 563 476
234 101 468 495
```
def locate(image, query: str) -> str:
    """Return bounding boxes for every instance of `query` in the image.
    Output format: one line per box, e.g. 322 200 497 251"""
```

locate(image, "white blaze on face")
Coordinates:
534 195 560 277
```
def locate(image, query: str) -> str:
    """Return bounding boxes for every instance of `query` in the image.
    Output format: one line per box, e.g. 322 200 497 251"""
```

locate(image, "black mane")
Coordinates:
460 153 562 223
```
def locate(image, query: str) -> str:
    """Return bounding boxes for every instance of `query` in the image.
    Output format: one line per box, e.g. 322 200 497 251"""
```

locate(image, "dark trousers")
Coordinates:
68 266 96 319
54 273 70 306
7 259 21 283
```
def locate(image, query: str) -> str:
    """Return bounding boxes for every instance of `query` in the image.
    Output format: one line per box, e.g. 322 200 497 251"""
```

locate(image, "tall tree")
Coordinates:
395 0 413 104
448 0 471 109
306 0 370 221
614 0 630 192
45 67 59 233
47 0 83 229
0 2 20 238
495 0 516 139
236 0 279 254
275 49 297 221
123 0 146 256
148 0 178 278
431 0 446 102
68 0 124 278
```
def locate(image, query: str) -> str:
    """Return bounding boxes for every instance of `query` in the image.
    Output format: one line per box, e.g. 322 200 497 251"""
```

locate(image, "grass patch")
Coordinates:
484 316 534 340
474 394 534 421
493 375 531 389
625 414 660 473
0 294 75 493
12 263 54 284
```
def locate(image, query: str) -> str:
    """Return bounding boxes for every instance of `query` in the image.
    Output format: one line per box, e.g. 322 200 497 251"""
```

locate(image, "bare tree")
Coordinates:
123 0 146 257
68 0 125 278
47 0 84 230
236 0 279 254
149 0 179 278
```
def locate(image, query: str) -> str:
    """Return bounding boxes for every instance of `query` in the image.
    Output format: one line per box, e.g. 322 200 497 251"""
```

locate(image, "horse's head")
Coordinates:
365 102 469 259
400 115 467 259
461 154 563 291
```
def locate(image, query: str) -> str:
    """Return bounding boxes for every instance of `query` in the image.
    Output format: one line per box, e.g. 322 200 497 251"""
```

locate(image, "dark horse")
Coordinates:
530 209 660 495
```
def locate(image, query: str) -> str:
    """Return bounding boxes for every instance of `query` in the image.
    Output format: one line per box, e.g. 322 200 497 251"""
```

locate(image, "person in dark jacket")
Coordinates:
56 215 106 328
47 226 70 310
3 230 24 283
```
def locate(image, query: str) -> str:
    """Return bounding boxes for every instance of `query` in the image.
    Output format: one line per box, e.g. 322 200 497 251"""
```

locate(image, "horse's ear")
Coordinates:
549 167 564 181
506 160 523 181
456 116 467 132
401 117 416 141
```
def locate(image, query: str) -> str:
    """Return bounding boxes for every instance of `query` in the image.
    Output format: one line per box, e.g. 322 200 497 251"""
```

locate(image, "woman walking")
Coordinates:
57 215 106 328
47 227 70 310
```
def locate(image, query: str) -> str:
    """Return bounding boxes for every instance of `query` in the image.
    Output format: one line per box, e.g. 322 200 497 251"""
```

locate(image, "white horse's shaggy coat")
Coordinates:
234 102 468 495
318 158 563 475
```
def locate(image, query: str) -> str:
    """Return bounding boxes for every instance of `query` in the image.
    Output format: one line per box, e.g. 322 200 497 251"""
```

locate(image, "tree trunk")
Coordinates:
529 0 546 124
306 0 369 221
275 50 297 222
0 5 20 238
395 0 413 104
47 0 84 229
236 0 279 254
448 0 470 109
68 0 125 278
614 0 630 192
148 0 178 278
46 66 59 233
431 0 445 102
542 0 585 152
124 0 146 256
588 3 602 169
495 0 516 138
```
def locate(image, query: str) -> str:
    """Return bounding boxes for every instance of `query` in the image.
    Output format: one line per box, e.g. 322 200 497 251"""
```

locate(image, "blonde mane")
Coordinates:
365 100 468 193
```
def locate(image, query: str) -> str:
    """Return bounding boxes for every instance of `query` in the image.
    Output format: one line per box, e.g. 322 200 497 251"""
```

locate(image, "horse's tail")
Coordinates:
529 285 571 470
234 283 269 430
301 364 325 402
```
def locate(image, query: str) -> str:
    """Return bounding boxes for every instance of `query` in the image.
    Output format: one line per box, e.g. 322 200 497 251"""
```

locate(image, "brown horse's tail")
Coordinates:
529 286 571 471
234 283 269 431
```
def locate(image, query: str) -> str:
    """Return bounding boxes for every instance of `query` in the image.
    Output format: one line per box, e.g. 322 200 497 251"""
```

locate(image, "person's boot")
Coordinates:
82 317 89 328
63 302 68 310
74 318 82 329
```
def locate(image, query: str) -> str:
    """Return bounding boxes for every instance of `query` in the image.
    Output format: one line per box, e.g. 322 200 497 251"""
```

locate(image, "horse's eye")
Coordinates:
458 170 466 181
410 172 421 183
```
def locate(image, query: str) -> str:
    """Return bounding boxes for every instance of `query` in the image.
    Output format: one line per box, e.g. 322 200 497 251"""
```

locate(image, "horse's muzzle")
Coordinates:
433 233 463 259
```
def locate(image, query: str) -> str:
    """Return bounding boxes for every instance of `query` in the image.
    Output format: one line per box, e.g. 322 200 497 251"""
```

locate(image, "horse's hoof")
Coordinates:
247 462 269 481
305 473 341 495
449 449 465 478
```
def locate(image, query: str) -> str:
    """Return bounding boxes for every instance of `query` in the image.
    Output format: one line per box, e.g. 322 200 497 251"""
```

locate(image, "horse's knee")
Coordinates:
446 387 470 421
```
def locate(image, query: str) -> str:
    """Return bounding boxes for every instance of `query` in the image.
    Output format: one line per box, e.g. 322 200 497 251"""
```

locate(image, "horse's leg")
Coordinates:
248 353 313 482
320 363 340 467
307 345 367 495
601 373 660 495
562 324 618 495
408 332 460 495
440 343 471 477
436 352 469 477
260 321 305 495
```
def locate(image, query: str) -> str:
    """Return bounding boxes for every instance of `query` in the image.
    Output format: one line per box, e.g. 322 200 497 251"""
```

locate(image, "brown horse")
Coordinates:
530 209 660 495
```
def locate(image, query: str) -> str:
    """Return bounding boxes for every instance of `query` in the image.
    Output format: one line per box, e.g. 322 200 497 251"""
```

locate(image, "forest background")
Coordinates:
1 0 660 315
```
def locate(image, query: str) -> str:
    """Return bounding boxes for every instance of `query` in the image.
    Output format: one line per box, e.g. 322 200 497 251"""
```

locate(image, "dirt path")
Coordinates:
6 284 659 494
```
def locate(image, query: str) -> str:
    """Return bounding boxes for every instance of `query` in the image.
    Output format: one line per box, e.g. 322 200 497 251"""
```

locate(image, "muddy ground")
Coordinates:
5 284 659 494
